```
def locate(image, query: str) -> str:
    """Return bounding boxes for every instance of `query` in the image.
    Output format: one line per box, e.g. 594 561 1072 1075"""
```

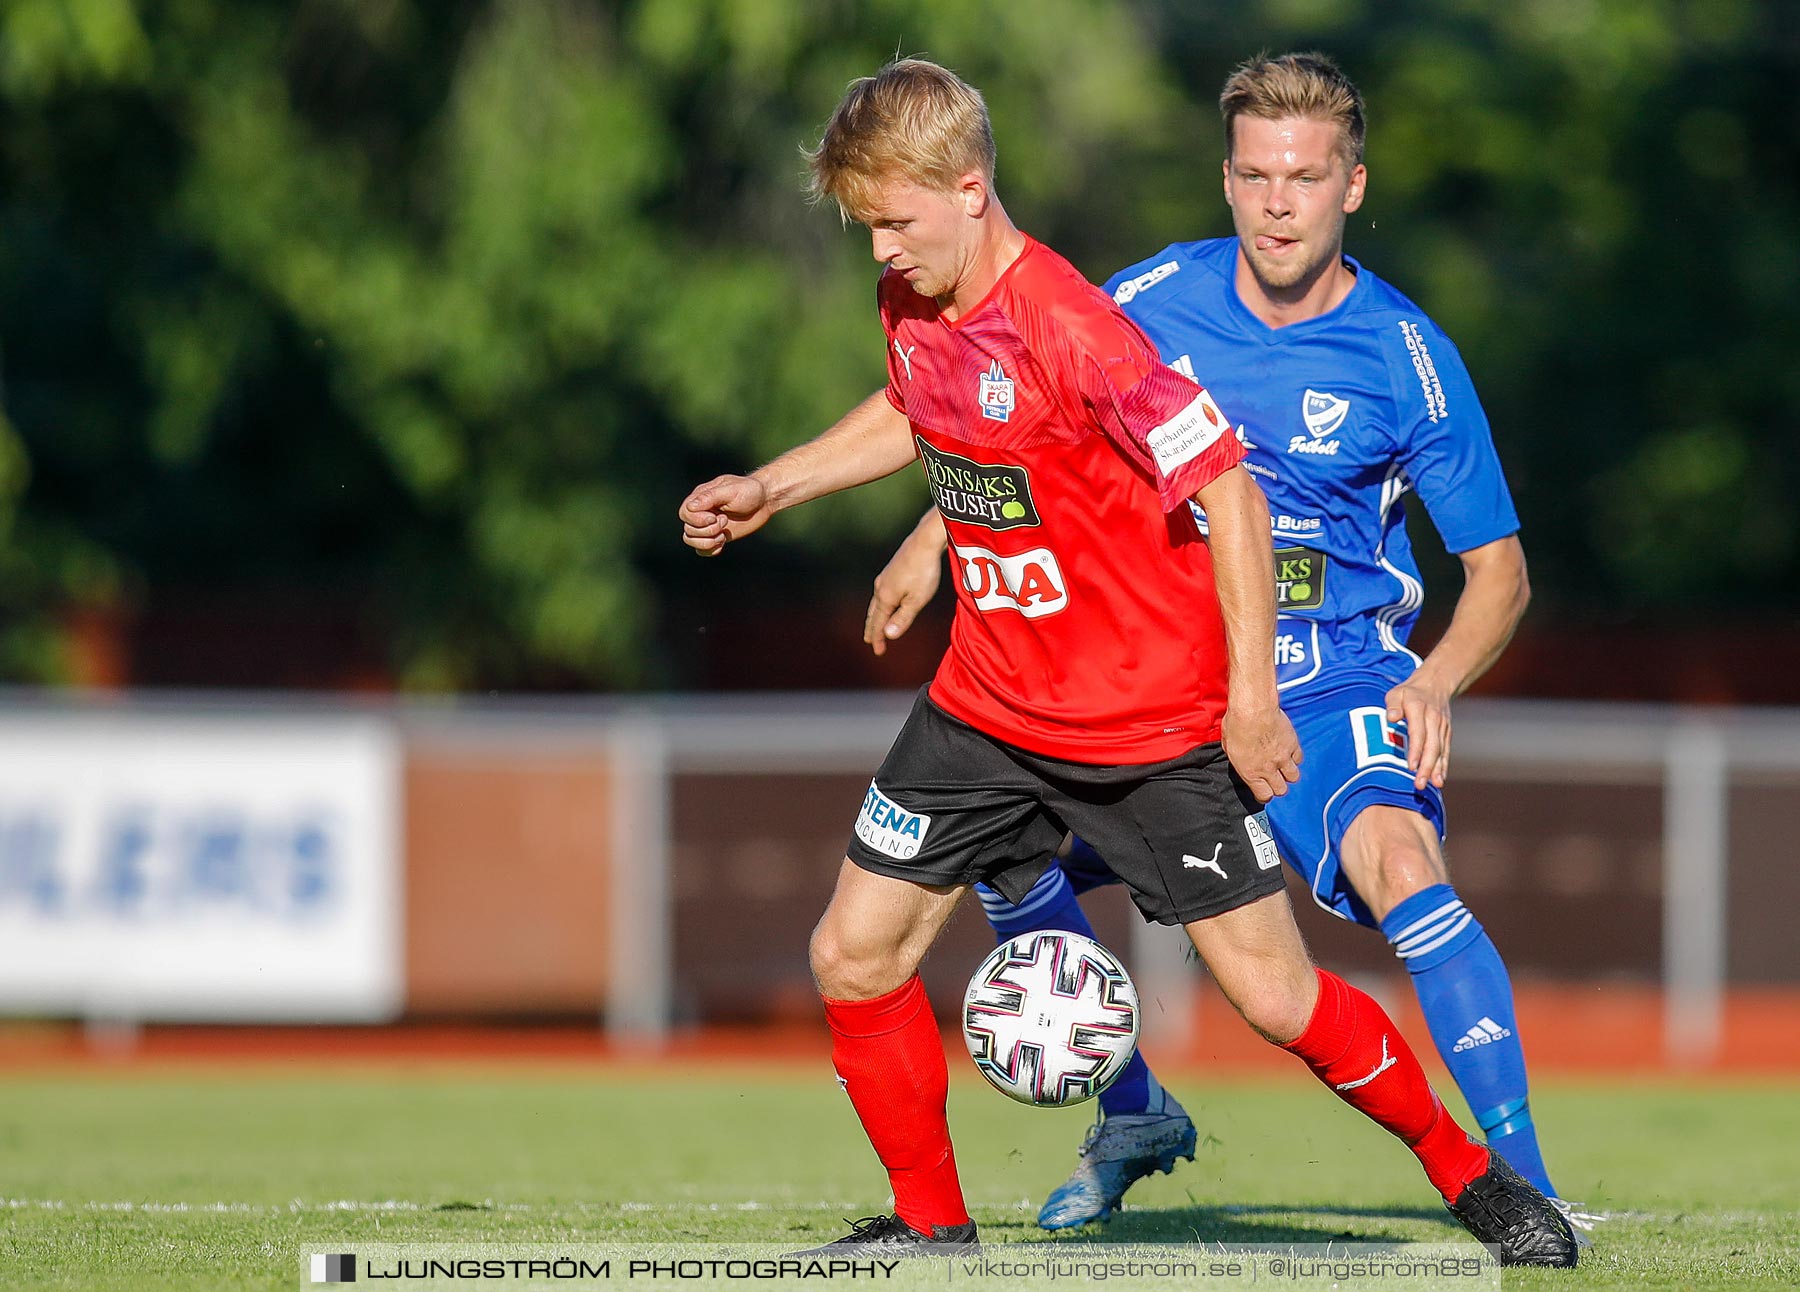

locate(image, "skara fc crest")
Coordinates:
978 360 1016 422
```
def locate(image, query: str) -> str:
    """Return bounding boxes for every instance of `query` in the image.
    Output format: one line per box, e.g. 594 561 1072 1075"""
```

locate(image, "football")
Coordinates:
961 930 1141 1107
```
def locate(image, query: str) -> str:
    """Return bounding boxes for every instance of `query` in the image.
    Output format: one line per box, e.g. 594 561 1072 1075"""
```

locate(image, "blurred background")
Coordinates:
0 0 1796 1072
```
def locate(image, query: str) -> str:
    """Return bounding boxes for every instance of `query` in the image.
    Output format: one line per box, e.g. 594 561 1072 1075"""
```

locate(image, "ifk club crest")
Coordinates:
1302 388 1350 439
978 360 1015 422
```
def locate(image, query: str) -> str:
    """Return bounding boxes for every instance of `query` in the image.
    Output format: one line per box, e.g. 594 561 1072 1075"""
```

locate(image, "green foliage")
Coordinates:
0 0 1794 687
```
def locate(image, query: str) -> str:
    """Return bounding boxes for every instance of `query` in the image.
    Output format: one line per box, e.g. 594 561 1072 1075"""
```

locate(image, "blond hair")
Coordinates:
1220 52 1366 169
806 59 996 222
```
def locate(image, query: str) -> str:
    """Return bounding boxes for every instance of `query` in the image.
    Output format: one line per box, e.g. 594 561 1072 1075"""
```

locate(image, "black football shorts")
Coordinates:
845 690 1288 925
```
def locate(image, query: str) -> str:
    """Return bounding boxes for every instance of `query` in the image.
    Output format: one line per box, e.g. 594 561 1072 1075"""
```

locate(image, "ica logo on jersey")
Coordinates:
951 542 1069 619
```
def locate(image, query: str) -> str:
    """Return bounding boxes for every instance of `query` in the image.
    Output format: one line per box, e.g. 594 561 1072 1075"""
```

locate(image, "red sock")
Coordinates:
823 975 969 1233
1281 968 1489 1202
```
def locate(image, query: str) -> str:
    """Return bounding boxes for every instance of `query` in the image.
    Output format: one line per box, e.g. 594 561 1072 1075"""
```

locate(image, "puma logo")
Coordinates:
1333 1035 1397 1091
1182 843 1227 879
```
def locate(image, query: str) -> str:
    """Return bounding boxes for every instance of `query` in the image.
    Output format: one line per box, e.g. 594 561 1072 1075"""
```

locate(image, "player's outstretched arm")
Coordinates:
679 392 915 556
865 508 948 655
1194 466 1302 803
1385 534 1529 789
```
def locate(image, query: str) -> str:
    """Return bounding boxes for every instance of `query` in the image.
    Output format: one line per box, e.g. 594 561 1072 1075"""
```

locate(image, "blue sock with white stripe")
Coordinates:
1380 883 1556 1197
977 866 1154 1117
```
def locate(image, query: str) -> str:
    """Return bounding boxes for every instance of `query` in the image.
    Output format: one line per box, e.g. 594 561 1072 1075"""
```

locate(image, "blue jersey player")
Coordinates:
864 53 1596 1235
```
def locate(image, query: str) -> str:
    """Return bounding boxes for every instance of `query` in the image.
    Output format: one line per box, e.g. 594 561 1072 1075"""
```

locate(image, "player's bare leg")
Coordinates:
1185 889 1576 1266
801 861 979 1254
810 859 963 1000
1182 888 1319 1042
1340 806 1590 1229
1338 805 1448 919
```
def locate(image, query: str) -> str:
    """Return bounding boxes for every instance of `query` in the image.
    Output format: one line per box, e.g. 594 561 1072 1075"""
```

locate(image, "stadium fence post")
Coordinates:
606 709 673 1048
1129 919 1200 1058
1662 714 1728 1066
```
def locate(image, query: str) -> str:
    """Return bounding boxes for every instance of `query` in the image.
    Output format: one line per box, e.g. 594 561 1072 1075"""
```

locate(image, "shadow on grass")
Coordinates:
997 1203 1463 1247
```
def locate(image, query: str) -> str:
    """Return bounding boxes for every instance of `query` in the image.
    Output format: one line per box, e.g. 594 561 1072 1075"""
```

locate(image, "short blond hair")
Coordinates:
1220 51 1365 169
806 59 996 222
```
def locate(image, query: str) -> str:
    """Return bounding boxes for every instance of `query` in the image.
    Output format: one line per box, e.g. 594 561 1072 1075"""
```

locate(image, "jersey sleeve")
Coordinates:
1387 319 1519 553
1072 309 1243 510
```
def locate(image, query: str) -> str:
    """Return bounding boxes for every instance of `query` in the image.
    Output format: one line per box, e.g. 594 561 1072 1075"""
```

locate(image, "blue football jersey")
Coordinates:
1103 238 1518 697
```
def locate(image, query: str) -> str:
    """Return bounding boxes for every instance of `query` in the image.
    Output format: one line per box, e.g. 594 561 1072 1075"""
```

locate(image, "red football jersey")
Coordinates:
881 236 1244 764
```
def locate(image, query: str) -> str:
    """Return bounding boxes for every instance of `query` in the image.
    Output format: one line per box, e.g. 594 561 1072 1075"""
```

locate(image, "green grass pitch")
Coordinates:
1 1066 1795 1289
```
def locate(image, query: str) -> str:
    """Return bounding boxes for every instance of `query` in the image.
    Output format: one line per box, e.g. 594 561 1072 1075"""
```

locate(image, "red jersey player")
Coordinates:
878 235 1245 764
678 59 1573 1267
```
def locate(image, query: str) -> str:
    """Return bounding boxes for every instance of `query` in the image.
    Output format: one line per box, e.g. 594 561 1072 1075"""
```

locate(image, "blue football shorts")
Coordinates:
1265 670 1446 928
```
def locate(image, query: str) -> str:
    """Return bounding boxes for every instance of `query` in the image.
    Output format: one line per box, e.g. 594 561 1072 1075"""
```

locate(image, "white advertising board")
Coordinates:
0 709 401 1021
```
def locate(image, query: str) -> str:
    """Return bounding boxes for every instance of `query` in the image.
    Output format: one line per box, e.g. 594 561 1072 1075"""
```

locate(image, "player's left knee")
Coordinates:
1344 808 1446 920
808 921 914 1001
1376 840 1447 909
809 924 869 999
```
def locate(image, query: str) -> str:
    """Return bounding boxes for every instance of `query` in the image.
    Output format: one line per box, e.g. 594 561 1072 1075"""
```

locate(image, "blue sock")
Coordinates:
1060 835 1121 896
977 865 1154 1117
1382 883 1557 1197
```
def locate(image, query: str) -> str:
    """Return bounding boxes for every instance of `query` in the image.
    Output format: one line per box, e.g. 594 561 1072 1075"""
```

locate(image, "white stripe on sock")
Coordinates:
1392 912 1468 958
979 869 1072 921
1394 910 1474 960
1388 898 1464 946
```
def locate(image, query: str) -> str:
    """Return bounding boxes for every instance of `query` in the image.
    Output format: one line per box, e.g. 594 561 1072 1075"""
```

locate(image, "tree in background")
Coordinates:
0 0 1793 690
